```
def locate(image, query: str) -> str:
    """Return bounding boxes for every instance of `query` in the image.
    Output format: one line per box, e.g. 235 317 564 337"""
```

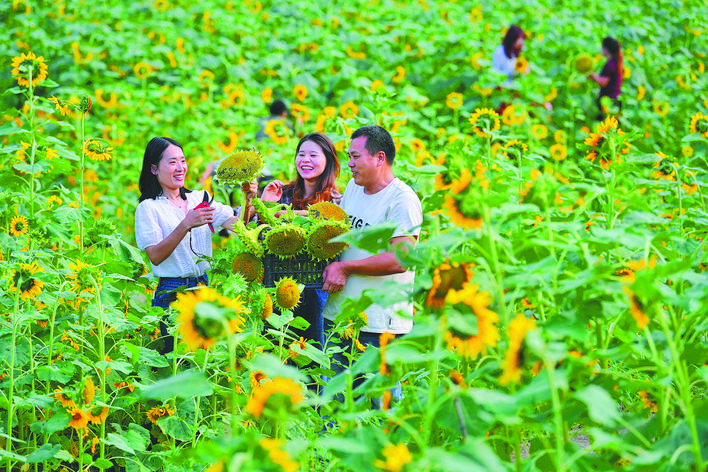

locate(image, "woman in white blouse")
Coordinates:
135 137 238 351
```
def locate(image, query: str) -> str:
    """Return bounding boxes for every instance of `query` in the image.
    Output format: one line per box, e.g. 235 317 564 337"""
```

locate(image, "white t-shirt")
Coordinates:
322 178 423 334
135 191 234 278
492 44 517 87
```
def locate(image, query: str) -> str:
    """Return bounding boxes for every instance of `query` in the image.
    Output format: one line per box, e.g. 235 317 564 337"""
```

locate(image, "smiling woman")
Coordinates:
257 132 342 346
135 136 239 352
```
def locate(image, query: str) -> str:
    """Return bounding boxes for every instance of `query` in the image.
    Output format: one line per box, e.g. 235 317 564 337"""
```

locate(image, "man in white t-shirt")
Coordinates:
322 125 422 347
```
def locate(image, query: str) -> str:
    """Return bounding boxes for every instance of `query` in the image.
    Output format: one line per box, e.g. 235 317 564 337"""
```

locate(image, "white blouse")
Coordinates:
135 191 234 278
492 44 517 87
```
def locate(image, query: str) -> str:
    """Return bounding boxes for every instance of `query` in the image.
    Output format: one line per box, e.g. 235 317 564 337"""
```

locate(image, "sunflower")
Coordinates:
264 119 289 145
425 261 474 309
265 225 306 258
173 287 248 351
651 152 677 181
503 138 528 158
217 150 264 185
11 51 49 88
261 87 273 104
531 124 548 140
444 285 500 359
544 87 558 102
340 101 359 119
392 65 406 83
689 111 708 138
623 286 649 329
68 408 90 431
83 139 113 161
83 377 96 405
469 108 500 138
514 56 529 73
549 143 568 161
445 92 463 110
373 443 412 472
246 377 304 418
54 387 76 409
262 294 273 319
652 101 669 117
293 84 308 102
681 145 694 158
9 261 45 300
49 96 71 116
66 259 98 298
88 406 109 425
290 103 310 122
133 61 153 80
9 215 29 237
275 277 301 310
146 405 174 425
198 69 215 88
309 201 349 223
449 168 472 195
307 221 348 261
574 53 594 73
499 314 537 386
583 115 630 170
259 438 299 472
637 85 646 101
232 252 264 283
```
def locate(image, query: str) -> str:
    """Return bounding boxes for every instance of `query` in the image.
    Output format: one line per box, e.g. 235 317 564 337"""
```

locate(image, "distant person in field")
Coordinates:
589 37 623 120
492 25 527 87
255 99 295 142
135 137 239 353
322 125 422 365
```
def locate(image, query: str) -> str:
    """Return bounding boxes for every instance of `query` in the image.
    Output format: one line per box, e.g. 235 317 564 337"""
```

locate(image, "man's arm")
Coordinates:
321 235 416 293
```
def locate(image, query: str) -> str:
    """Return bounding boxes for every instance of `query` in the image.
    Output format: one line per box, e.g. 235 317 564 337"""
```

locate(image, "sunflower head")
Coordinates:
307 221 349 261
11 51 49 88
262 293 274 319
574 54 594 73
173 287 249 351
308 201 349 224
67 259 99 296
264 225 306 258
10 261 45 300
232 252 264 283
216 150 264 185
9 215 29 237
274 277 301 311
425 261 475 309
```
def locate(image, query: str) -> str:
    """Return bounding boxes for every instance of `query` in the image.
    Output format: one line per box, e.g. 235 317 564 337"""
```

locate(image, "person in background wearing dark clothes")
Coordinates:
589 37 623 120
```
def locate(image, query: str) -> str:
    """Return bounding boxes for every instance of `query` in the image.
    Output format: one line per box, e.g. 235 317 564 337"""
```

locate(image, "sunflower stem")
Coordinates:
79 109 86 254
90 275 107 461
5 288 21 472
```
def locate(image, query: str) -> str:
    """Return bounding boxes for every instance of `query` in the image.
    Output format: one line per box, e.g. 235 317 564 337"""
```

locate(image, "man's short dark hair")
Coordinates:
350 125 396 164
270 99 288 116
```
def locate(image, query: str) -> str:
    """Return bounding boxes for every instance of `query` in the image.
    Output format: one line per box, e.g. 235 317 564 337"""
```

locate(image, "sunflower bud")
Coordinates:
80 96 92 113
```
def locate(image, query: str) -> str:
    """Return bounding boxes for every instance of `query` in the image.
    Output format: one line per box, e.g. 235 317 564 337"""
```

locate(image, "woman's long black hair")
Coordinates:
502 25 525 59
138 137 191 202
602 36 623 82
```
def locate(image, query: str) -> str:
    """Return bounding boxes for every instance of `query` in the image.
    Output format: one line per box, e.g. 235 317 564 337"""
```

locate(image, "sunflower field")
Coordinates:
2 0 708 471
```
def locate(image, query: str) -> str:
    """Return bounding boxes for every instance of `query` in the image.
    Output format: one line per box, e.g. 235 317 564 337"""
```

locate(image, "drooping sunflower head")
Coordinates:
11 51 49 88
246 377 304 418
264 225 306 258
84 218 117 247
9 215 29 237
442 182 486 230
308 201 348 224
262 293 274 319
216 149 264 185
469 108 500 138
83 139 113 161
10 261 45 300
67 259 99 296
274 277 301 311
307 221 349 261
574 53 594 73
232 252 264 283
173 287 249 351
425 261 475 309
689 111 708 138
